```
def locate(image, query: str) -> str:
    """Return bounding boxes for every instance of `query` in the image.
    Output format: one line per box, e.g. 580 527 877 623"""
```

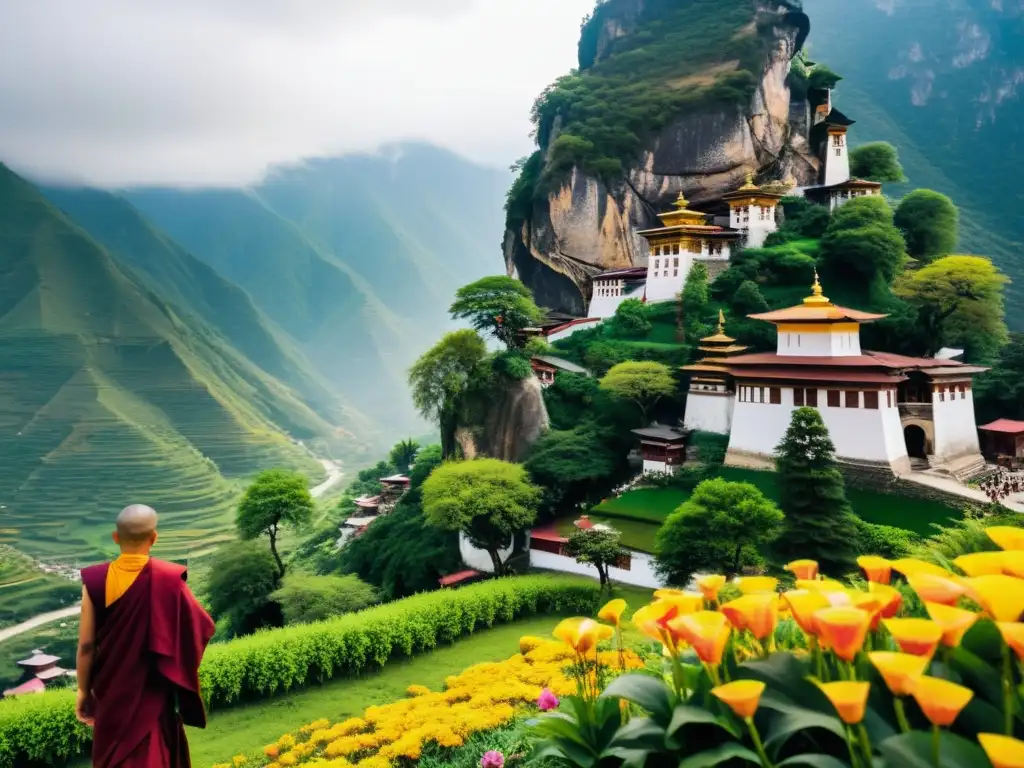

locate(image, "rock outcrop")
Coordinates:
504 2 817 316
475 376 550 462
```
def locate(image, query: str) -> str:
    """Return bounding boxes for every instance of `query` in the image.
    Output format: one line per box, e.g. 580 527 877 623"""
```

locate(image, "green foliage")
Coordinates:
895 255 1009 362
655 478 784 584
203 541 282 639
526 424 623 514
853 518 919 559
691 431 730 466
492 349 534 381
911 511 1023 567
523 336 555 358
894 189 959 262
388 439 420 474
270 573 378 626
774 408 860 575
565 527 627 589
423 458 542 574
609 299 652 338
236 468 315 578
543 373 603 430
449 276 543 350
819 195 906 295
599 361 676 423
731 280 770 314
849 141 906 182
0 689 91 768
807 63 843 90
976 333 1024 423
0 547 80 629
680 262 711 343
504 151 544 226
772 196 832 241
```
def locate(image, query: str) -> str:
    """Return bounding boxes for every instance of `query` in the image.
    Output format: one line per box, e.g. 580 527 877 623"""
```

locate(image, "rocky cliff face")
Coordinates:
474 376 550 463
504 1 816 316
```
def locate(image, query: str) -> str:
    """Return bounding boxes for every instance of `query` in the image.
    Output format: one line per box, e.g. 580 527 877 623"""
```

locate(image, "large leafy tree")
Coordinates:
895 255 1009 362
389 439 420 474
449 276 544 349
655 478 784 585
599 361 676 424
565 527 626 590
270 573 378 626
975 334 1024 424
204 542 282 638
680 262 711 344
893 189 959 263
609 298 652 338
819 196 906 295
526 424 622 514
236 469 315 579
849 142 905 183
408 329 488 457
423 458 541 575
774 407 860 576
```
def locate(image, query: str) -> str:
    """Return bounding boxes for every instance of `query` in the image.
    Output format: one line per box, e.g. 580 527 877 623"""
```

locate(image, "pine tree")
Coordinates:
774 407 859 576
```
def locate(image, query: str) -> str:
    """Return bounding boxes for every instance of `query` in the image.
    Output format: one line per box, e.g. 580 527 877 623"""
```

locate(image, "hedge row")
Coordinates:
0 575 600 768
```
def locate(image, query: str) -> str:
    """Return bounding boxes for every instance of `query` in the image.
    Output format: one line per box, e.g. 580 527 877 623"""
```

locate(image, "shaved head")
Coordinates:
116 504 159 545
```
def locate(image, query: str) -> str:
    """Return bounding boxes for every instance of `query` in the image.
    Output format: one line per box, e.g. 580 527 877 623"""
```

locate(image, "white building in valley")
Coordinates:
683 276 989 481
721 175 783 249
802 99 883 210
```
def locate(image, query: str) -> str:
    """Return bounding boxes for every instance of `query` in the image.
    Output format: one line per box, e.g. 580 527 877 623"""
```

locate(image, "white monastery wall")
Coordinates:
459 533 514 573
642 459 669 475
684 391 734 434
776 331 861 357
645 253 689 302
547 319 602 342
933 388 982 459
588 279 643 319
823 132 850 187
530 548 665 589
730 206 778 249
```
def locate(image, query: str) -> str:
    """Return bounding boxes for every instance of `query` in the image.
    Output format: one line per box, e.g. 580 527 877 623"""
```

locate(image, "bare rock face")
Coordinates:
504 5 818 316
476 376 550 462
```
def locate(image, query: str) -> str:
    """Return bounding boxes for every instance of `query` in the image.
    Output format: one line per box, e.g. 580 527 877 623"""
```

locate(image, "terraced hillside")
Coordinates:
0 164 321 562
0 547 79 628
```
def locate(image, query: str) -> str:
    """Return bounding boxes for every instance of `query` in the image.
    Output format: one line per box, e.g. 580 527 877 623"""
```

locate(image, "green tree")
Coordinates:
731 280 770 315
895 255 1009 361
599 361 676 424
894 189 959 263
849 142 905 183
565 527 626 590
270 573 378 625
408 329 488 457
526 424 621 513
610 298 652 338
975 333 1024 423
774 407 860 575
680 262 711 343
236 469 315 579
808 63 843 91
655 478 784 584
205 542 282 638
423 458 541 575
389 439 420 474
449 276 544 349
819 196 906 294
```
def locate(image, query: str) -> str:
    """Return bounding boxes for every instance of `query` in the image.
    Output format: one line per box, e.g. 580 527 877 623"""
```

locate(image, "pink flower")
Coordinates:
537 688 559 711
480 751 505 768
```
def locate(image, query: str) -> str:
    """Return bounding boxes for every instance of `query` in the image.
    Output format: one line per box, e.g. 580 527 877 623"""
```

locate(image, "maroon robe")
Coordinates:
81 559 215 768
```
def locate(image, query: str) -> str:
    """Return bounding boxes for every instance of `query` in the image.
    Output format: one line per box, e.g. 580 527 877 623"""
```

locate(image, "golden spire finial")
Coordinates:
803 268 831 305
673 191 689 210
717 309 726 333
812 268 822 296
740 172 758 191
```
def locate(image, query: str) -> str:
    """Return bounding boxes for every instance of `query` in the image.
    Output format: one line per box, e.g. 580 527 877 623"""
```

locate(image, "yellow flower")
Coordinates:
910 676 974 727
720 594 778 640
697 574 727 602
785 560 819 580
847 590 885 631
1003 552 1024 579
817 682 870 725
406 684 430 697
711 680 765 719
668 611 731 666
232 756 247 768
925 602 978 647
868 582 903 618
660 592 706 614
953 551 1006 577
858 556 892 585
883 618 943 658
782 590 829 635
519 636 546 654
813 607 872 662
597 598 627 626
737 576 779 595
891 558 950 579
979 733 1024 768
907 572 968 607
798 578 847 593
997 622 1024 661
553 617 614 655
632 599 692 648
987 527 1024 551
967 575 1024 621
868 651 929 696
279 753 298 767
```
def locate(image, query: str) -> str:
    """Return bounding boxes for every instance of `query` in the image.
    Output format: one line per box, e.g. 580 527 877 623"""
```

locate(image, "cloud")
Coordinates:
0 0 593 186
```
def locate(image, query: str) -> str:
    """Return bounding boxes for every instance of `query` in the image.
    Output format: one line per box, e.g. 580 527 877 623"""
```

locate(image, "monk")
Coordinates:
76 505 216 767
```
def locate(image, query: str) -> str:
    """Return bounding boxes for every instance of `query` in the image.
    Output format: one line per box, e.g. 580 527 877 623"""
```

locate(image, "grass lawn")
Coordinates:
592 488 686 523
553 514 661 553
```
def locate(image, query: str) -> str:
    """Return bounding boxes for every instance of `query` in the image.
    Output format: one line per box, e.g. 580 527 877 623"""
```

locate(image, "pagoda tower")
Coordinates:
721 174 783 248
681 310 748 434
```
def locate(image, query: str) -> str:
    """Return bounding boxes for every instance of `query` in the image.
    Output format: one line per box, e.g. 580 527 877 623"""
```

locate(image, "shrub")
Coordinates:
0 691 90 768
271 573 379 626
853 518 919 560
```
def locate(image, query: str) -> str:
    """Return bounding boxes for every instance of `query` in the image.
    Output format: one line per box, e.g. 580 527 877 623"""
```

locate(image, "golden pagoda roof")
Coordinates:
655 192 711 228
748 272 888 324
699 310 736 344
721 172 784 201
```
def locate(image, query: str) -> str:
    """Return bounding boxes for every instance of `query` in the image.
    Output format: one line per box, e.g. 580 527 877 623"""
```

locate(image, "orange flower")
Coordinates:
891 558 950 579
813 607 872 662
711 680 765 719
978 733 1024 768
697 574 727 602
967 575 1024 622
632 600 691 649
910 676 974 727
997 622 1024 661
817 682 870 724
858 555 892 585
597 599 627 627
797 578 847 593
653 591 705 614
782 590 830 635
553 617 614 655
953 551 1006 577
848 591 885 631
669 611 731 666
720 594 778 640
883 618 943 658
737 576 779 595
785 560 819 580
907 573 967 607
925 602 978 647
868 582 903 618
868 652 929 696
264 745 280 759
987 527 1024 551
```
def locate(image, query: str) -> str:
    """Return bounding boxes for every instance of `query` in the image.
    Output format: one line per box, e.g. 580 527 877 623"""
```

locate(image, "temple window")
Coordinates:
864 391 879 410
673 269 678 277
673 257 679 267
654 259 659 269
672 244 680 255
827 390 841 408
845 391 859 408
886 390 892 408
806 389 818 407
794 388 803 406
769 387 781 405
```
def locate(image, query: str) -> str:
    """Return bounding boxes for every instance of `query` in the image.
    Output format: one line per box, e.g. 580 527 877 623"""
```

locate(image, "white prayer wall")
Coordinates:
933 387 983 460
529 548 665 589
683 390 734 435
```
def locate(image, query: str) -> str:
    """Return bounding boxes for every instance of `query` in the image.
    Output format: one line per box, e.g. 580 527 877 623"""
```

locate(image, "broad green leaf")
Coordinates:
878 731 988 768
949 646 1003 704
740 653 816 700
608 717 667 751
601 746 650 768
960 619 1004 663
677 742 762 767
532 716 595 749
777 756 849 768
667 704 735 738
764 710 846 755
532 741 596 768
603 674 675 722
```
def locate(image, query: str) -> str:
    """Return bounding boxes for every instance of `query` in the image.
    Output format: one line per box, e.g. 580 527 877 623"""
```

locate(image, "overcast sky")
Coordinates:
0 0 593 187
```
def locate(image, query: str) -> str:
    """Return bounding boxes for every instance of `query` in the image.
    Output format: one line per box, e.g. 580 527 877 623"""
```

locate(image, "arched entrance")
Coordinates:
904 424 928 459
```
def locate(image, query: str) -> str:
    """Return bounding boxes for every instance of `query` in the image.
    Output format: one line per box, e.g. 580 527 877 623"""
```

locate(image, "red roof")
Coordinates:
543 318 602 337
979 419 1024 434
3 678 45 697
438 570 482 587
725 351 975 371
530 526 568 544
730 368 907 384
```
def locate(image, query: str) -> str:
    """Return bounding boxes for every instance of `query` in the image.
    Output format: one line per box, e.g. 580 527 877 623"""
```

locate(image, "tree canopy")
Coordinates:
894 189 959 263
204 541 282 638
236 469 315 579
849 142 905 183
423 458 541 574
680 262 711 343
565 527 625 589
389 439 420 474
449 276 544 349
975 333 1024 423
526 424 622 513
819 196 906 295
609 298 652 338
270 573 378 626
599 361 676 423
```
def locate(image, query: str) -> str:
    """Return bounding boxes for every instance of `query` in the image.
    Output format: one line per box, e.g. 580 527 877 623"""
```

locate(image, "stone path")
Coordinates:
904 471 1024 514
